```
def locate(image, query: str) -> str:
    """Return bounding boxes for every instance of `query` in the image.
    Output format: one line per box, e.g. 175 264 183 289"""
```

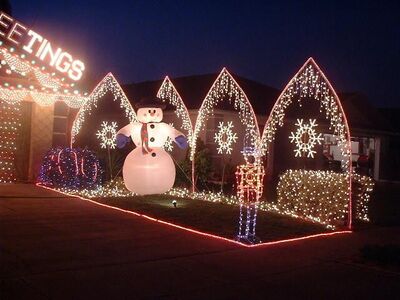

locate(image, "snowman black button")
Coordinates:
150 137 155 142
150 124 155 129
151 152 156 157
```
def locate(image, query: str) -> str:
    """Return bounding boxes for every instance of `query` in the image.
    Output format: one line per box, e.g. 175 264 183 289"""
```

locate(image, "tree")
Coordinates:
175 139 213 190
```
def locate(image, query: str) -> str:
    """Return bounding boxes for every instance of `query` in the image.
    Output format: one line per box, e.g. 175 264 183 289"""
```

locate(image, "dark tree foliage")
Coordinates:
175 139 213 189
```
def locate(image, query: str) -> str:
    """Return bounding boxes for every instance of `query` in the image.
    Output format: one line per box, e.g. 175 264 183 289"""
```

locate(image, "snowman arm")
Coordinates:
116 124 134 149
175 135 188 149
171 128 188 149
163 123 188 149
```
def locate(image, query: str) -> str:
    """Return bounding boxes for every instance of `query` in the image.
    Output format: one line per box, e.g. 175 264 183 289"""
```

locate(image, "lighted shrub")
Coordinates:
276 170 373 226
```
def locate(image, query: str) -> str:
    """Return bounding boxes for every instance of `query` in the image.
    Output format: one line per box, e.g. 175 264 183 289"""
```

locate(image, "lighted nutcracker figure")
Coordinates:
235 146 265 244
116 97 188 195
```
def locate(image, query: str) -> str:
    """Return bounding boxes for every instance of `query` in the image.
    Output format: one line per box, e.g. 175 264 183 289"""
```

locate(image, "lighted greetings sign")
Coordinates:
0 11 85 81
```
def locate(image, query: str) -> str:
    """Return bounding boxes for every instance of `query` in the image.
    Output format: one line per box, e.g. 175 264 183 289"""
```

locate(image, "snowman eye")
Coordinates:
148 110 151 113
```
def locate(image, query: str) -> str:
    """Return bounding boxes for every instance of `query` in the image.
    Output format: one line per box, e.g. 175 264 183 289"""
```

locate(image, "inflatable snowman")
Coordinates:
116 97 188 195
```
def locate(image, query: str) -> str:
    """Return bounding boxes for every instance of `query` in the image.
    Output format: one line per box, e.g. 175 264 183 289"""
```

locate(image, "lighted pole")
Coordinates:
235 147 265 244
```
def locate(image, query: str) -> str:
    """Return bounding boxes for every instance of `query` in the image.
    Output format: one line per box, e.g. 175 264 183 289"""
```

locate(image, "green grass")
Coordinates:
93 194 331 242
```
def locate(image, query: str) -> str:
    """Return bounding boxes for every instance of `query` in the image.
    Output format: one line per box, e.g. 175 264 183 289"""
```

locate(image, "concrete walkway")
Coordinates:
0 184 399 299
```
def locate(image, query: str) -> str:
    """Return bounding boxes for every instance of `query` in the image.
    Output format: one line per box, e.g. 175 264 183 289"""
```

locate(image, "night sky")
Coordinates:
9 0 400 107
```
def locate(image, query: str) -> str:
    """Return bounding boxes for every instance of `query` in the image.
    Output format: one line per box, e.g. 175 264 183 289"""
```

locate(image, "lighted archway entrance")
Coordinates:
260 58 353 229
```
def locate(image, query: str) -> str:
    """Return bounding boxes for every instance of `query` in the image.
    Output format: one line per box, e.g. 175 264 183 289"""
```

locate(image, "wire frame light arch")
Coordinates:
156 76 193 145
260 57 353 229
191 68 261 161
70 73 137 146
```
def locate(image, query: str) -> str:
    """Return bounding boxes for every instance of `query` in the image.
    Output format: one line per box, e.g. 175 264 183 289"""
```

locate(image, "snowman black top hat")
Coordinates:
135 96 166 110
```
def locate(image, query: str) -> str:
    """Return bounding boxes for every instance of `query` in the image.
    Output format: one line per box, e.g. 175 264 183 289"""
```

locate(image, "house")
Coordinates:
1 11 398 183
0 11 89 182
118 72 399 183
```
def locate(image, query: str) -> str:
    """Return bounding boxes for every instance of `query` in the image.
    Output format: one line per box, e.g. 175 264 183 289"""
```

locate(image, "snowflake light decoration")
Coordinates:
289 119 323 158
163 123 175 152
190 68 260 161
214 121 238 154
71 73 137 144
96 121 118 149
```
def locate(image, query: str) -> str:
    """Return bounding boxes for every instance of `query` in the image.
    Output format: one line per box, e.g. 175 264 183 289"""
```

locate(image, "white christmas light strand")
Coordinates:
157 76 193 145
275 169 373 226
352 173 374 221
261 58 351 170
50 171 373 229
0 46 71 90
0 86 85 108
214 121 238 154
163 123 175 152
289 118 324 158
190 68 260 160
0 45 86 108
71 73 137 144
96 121 118 149
0 100 21 183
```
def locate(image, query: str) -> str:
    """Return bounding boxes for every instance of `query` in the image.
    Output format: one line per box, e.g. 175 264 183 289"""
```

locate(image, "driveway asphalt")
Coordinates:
0 184 399 299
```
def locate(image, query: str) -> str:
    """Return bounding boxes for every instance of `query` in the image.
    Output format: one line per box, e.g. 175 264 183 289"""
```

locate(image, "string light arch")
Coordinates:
260 57 353 229
214 121 238 155
156 76 193 145
191 68 260 161
70 73 137 146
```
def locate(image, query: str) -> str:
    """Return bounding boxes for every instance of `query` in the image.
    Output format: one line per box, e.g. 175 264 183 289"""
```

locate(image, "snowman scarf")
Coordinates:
140 123 153 155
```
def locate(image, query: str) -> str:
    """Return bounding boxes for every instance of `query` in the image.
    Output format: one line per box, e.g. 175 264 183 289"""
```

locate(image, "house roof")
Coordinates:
122 72 280 115
378 108 400 133
339 92 396 133
119 73 397 134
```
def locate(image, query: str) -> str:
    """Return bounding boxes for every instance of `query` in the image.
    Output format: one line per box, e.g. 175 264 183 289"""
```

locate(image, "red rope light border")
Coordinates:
37 183 352 248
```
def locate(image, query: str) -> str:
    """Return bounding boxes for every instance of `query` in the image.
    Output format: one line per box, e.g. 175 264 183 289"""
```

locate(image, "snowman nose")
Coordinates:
148 109 156 116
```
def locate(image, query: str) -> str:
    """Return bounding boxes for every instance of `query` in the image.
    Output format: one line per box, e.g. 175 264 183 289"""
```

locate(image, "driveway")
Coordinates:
1 184 399 299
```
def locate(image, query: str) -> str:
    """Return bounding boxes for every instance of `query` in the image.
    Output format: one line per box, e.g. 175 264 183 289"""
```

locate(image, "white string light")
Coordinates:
96 121 118 149
260 58 353 228
275 169 372 227
0 100 21 183
191 68 260 161
157 76 193 145
289 118 323 158
0 86 85 108
0 46 69 90
163 123 175 152
261 58 351 169
71 73 137 145
48 170 372 230
0 45 86 108
214 121 238 154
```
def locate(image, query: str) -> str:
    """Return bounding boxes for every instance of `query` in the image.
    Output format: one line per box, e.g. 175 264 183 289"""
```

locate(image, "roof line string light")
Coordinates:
0 47 65 89
0 45 87 108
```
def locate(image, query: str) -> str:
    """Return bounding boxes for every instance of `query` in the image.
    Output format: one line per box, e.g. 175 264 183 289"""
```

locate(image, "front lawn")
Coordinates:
93 194 331 242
